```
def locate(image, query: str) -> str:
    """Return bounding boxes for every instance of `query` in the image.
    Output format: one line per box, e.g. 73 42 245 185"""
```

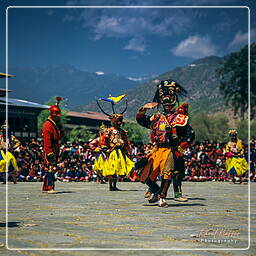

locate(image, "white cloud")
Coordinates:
124 37 146 53
172 35 217 59
63 8 192 41
94 15 167 40
95 71 104 75
228 30 255 50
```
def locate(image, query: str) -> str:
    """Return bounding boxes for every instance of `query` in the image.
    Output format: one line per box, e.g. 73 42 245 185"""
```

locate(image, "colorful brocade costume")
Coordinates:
99 126 134 177
42 98 64 192
225 136 248 177
137 112 193 181
96 94 134 191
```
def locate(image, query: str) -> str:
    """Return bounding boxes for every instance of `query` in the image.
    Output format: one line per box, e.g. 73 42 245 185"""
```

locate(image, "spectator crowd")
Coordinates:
2 137 256 184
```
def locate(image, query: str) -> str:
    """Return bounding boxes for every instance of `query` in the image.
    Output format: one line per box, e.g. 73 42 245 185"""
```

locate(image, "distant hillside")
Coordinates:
75 56 226 119
0 64 138 108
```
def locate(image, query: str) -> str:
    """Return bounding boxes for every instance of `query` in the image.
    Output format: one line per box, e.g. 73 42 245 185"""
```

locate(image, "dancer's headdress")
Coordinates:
229 129 238 136
153 79 186 107
96 94 128 123
49 97 62 118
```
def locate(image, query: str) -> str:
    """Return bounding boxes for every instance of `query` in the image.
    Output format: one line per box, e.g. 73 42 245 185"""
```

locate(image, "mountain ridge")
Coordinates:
74 55 225 119
0 64 139 108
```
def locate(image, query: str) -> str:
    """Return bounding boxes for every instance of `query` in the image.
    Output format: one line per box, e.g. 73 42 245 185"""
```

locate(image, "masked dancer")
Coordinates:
225 129 248 183
96 94 134 191
136 80 194 207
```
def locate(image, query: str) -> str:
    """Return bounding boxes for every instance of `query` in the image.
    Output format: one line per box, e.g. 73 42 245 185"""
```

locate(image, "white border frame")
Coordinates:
5 5 251 251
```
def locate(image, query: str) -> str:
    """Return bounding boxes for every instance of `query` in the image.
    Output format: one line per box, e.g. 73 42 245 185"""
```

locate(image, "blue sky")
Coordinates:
1 0 255 78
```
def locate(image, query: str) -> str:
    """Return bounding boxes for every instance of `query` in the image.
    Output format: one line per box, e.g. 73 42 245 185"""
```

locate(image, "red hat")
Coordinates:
49 105 61 117
49 97 62 117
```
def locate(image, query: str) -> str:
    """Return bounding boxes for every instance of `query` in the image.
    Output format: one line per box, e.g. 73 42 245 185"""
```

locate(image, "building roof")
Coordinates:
0 88 48 109
0 97 49 109
67 111 110 121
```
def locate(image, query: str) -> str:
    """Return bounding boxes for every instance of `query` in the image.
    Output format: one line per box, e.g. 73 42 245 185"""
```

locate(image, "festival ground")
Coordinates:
0 181 255 256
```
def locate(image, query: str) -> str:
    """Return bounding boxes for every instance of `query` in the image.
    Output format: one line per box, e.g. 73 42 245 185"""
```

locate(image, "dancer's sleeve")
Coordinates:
99 130 109 150
136 108 151 128
177 122 195 151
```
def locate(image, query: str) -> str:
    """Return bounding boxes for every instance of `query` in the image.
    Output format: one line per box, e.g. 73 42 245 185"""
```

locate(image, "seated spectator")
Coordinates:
18 163 29 182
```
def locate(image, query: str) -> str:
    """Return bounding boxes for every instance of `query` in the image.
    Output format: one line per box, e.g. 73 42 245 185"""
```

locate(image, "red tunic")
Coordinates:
42 117 64 166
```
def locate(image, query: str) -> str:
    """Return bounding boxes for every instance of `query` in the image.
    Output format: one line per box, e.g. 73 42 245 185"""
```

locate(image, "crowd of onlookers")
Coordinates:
11 138 100 183
2 137 256 183
183 139 255 182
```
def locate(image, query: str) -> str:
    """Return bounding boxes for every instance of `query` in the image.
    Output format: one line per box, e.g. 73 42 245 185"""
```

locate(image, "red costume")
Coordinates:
42 98 64 192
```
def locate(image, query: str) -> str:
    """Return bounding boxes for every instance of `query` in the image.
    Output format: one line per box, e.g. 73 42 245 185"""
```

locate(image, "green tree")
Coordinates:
190 113 211 141
251 120 256 138
236 119 256 143
217 43 256 120
37 96 69 131
123 120 149 144
190 112 229 143
236 120 248 143
69 125 96 143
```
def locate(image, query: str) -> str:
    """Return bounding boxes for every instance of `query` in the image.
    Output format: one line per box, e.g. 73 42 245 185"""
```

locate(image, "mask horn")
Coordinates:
111 102 116 114
96 100 111 117
120 99 128 115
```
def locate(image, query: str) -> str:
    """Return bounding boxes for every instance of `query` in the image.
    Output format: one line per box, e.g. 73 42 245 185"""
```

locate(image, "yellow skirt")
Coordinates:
102 149 134 177
140 147 174 182
226 157 248 176
94 152 107 173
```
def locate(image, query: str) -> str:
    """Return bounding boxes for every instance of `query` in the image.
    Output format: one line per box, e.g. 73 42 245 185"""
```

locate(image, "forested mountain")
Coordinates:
76 56 225 119
0 64 138 108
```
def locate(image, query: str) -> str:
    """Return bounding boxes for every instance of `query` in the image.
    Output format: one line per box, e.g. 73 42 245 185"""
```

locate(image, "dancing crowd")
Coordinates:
3 137 254 184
